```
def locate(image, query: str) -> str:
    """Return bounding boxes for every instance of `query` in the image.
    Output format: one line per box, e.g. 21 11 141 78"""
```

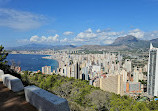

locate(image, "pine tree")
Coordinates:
0 45 8 64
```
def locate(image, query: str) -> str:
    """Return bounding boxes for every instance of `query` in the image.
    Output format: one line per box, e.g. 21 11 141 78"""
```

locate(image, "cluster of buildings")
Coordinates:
11 49 79 55
10 61 21 73
10 65 21 73
11 42 158 98
44 50 147 96
12 43 158 98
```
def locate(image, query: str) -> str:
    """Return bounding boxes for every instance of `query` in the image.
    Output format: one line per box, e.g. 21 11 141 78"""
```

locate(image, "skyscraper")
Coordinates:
81 67 88 80
124 59 131 72
42 66 51 74
147 43 158 96
74 62 80 79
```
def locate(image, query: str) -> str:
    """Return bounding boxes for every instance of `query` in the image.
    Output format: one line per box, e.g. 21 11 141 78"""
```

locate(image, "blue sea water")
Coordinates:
6 54 59 71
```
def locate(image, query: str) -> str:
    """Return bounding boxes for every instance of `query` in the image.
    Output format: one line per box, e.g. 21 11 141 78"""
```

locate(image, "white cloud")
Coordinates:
60 38 68 42
63 31 73 35
76 28 97 40
47 34 59 42
96 29 101 33
76 32 97 39
30 35 40 42
128 29 144 38
73 28 124 45
29 34 59 43
18 28 158 46
103 40 113 44
0 8 46 30
85 28 93 33
17 39 30 44
143 31 158 40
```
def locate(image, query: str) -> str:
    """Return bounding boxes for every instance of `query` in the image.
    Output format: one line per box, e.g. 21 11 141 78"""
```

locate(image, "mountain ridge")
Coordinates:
7 44 76 51
7 36 158 51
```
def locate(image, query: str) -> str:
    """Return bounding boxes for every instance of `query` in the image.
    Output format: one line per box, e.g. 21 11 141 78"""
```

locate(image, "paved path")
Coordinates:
0 81 37 111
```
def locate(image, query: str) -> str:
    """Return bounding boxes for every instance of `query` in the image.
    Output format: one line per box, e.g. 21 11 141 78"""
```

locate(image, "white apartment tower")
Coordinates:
42 66 51 74
147 43 158 96
124 59 131 72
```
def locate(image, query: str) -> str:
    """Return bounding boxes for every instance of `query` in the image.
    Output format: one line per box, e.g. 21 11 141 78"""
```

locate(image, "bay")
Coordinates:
6 54 59 72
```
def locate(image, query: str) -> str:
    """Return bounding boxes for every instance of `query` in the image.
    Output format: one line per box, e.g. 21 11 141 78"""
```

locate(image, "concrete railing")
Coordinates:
2 74 24 92
24 85 70 111
0 69 4 80
0 69 70 110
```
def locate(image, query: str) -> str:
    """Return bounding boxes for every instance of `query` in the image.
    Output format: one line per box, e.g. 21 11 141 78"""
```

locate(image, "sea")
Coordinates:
6 54 59 71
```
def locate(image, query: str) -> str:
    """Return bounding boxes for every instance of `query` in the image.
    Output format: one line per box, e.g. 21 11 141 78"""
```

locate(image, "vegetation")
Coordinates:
143 72 147 76
0 45 8 64
0 45 21 79
139 80 147 85
20 71 158 111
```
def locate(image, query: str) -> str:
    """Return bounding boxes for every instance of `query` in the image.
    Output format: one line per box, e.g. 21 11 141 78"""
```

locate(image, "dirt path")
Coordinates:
0 81 37 111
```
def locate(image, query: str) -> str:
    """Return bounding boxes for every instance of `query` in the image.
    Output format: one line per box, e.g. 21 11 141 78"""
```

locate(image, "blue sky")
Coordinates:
1 0 158 47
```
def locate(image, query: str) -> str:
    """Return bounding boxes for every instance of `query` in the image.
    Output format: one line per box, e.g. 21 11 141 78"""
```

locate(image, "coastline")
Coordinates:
42 56 60 68
7 54 59 71
9 53 52 56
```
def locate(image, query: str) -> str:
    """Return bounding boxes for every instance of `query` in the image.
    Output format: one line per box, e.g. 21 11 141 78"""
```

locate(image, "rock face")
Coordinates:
0 69 4 79
24 85 70 111
2 74 24 92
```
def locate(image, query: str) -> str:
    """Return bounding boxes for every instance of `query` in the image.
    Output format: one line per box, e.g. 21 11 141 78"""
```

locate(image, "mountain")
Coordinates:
149 38 158 48
7 36 158 52
7 44 76 51
111 35 150 49
112 35 138 45
150 38 158 43
77 35 158 51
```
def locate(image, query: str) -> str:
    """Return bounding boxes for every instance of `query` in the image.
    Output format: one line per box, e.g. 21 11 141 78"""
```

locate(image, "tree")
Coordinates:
0 45 8 64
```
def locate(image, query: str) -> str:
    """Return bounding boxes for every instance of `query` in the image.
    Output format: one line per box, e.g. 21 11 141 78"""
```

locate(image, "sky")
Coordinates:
1 0 158 47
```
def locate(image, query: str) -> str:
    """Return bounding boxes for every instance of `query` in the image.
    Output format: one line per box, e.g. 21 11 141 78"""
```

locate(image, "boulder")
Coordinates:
24 85 70 111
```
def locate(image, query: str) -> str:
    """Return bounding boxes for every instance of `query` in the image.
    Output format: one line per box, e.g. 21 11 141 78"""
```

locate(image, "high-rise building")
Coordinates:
42 66 51 74
81 67 88 80
147 43 158 96
124 59 131 72
100 74 124 96
121 69 127 82
71 65 75 77
74 62 80 79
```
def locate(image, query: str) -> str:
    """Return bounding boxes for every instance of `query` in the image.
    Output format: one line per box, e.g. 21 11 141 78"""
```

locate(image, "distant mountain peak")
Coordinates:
150 38 158 42
112 35 138 45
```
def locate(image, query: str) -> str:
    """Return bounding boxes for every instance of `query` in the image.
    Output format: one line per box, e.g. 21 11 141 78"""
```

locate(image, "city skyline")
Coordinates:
1 0 158 47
